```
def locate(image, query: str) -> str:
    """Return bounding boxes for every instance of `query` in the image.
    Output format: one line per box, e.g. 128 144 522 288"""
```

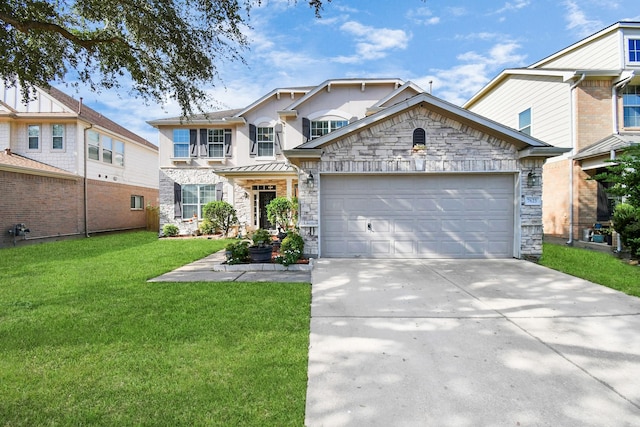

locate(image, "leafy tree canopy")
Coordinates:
595 144 640 208
0 0 328 117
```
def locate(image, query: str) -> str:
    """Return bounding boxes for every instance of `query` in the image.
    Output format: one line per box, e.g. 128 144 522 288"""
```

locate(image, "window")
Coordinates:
52 124 64 149
181 184 217 218
518 108 532 135
311 120 348 139
413 128 426 147
102 136 112 164
173 129 190 158
28 125 40 150
131 195 144 210
88 130 100 160
114 141 125 166
207 129 225 158
623 85 640 127
257 127 274 157
628 39 640 63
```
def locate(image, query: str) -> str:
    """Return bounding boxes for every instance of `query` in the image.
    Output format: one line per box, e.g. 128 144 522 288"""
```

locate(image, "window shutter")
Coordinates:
189 129 198 157
199 129 208 156
224 129 232 157
274 124 282 155
249 124 257 157
302 117 310 141
216 182 224 201
174 182 182 218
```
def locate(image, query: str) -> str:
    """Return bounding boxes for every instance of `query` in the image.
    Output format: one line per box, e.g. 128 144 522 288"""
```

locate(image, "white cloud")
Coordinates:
562 0 603 38
406 7 441 26
334 21 411 63
492 0 530 14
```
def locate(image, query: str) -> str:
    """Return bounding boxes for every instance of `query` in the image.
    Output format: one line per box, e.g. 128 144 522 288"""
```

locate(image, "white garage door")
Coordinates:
320 174 515 259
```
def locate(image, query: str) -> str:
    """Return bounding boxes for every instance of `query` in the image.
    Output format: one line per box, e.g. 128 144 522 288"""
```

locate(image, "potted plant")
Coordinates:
266 197 297 240
248 228 273 263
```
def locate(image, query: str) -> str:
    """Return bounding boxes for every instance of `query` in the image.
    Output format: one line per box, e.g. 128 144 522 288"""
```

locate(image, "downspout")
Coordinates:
567 73 586 245
82 108 92 238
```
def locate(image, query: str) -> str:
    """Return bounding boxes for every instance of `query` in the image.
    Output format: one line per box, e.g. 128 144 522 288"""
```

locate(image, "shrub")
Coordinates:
162 224 179 237
251 229 272 247
266 197 297 231
612 203 640 258
225 241 250 264
198 219 216 235
203 201 238 237
277 232 304 266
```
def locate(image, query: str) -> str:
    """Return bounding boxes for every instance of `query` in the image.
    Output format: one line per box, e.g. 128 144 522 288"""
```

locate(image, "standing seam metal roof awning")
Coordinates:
214 162 298 177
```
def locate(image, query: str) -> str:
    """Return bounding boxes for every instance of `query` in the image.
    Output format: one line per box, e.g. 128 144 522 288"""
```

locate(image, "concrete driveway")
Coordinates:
305 259 640 426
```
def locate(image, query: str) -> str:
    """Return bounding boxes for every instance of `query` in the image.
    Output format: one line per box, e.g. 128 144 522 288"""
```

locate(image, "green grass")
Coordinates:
0 231 311 426
540 242 640 297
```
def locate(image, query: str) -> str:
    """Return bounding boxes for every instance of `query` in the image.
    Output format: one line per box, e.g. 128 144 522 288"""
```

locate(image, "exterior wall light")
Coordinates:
527 172 540 187
306 172 315 188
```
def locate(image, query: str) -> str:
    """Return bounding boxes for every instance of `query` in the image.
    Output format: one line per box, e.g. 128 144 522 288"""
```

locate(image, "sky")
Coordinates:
55 0 640 144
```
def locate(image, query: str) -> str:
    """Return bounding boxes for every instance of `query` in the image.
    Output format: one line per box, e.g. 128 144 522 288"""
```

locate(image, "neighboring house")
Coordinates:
150 78 563 259
148 78 423 235
0 83 159 248
464 21 640 243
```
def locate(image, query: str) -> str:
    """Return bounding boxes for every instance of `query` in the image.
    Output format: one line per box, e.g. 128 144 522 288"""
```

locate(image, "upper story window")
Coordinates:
173 129 190 158
28 125 40 150
87 130 125 165
623 85 640 127
628 39 640 63
257 127 274 157
311 120 348 139
52 124 64 150
207 129 225 158
518 108 532 135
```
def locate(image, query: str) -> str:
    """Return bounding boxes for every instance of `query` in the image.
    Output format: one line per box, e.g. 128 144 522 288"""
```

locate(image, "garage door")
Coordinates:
320 174 515 259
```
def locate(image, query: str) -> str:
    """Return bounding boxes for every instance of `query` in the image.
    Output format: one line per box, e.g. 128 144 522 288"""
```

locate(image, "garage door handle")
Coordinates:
367 222 372 231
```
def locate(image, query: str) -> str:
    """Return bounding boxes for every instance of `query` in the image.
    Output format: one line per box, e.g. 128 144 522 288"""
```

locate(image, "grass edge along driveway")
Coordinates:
0 231 310 426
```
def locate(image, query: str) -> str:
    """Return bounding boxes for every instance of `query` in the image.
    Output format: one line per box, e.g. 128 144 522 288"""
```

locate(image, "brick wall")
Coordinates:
87 179 159 232
0 170 83 248
575 80 613 151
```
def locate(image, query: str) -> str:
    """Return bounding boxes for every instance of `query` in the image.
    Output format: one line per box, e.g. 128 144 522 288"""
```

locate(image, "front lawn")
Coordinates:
0 232 311 426
540 242 640 298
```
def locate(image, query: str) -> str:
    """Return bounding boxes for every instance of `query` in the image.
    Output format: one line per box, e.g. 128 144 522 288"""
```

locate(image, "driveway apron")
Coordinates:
305 259 640 426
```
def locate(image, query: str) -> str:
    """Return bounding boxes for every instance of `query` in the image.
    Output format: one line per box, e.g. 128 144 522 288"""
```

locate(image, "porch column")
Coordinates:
286 177 293 198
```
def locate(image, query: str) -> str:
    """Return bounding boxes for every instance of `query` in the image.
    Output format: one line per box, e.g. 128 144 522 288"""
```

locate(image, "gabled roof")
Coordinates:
45 87 157 151
0 149 79 179
234 87 313 117
370 81 425 109
574 133 640 160
289 93 568 159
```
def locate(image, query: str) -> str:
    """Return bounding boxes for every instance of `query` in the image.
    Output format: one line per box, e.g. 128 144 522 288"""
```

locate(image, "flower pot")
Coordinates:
249 245 273 263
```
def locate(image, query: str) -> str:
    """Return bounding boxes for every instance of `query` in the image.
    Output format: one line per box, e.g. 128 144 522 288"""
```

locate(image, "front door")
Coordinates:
258 191 276 229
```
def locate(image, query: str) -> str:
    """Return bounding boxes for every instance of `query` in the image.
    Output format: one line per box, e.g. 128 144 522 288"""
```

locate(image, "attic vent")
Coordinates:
413 128 426 147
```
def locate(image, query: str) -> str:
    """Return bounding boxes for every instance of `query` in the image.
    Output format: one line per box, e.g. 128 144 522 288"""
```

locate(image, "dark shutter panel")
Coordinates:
216 182 224 201
412 128 426 147
199 129 208 157
302 117 310 141
189 129 198 157
174 182 182 218
274 124 282 155
249 124 257 157
224 129 232 157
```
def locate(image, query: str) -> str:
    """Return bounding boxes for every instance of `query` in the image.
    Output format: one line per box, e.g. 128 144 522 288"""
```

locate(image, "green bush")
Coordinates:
251 229 272 247
266 197 297 231
162 224 179 237
612 203 640 258
198 219 216 235
277 232 304 266
203 201 238 237
225 241 250 264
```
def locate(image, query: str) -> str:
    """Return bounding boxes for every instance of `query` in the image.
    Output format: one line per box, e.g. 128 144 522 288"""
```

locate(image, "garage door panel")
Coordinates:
321 174 514 259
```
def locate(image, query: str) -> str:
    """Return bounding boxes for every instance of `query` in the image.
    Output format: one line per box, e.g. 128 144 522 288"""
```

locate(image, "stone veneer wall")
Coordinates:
296 106 545 259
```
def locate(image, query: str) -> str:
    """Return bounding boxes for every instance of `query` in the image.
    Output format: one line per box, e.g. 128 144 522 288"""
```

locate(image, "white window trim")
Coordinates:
624 36 640 65
27 124 41 151
52 124 65 151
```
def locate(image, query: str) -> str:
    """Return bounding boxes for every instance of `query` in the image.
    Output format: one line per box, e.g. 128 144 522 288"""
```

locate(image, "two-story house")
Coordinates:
0 83 159 248
149 78 424 235
150 78 564 260
464 21 640 244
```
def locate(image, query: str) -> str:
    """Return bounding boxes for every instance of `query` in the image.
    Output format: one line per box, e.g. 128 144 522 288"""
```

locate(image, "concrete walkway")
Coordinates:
306 258 640 426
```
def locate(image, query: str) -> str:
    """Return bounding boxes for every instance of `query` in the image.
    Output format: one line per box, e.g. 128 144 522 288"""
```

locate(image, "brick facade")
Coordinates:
297 106 546 259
